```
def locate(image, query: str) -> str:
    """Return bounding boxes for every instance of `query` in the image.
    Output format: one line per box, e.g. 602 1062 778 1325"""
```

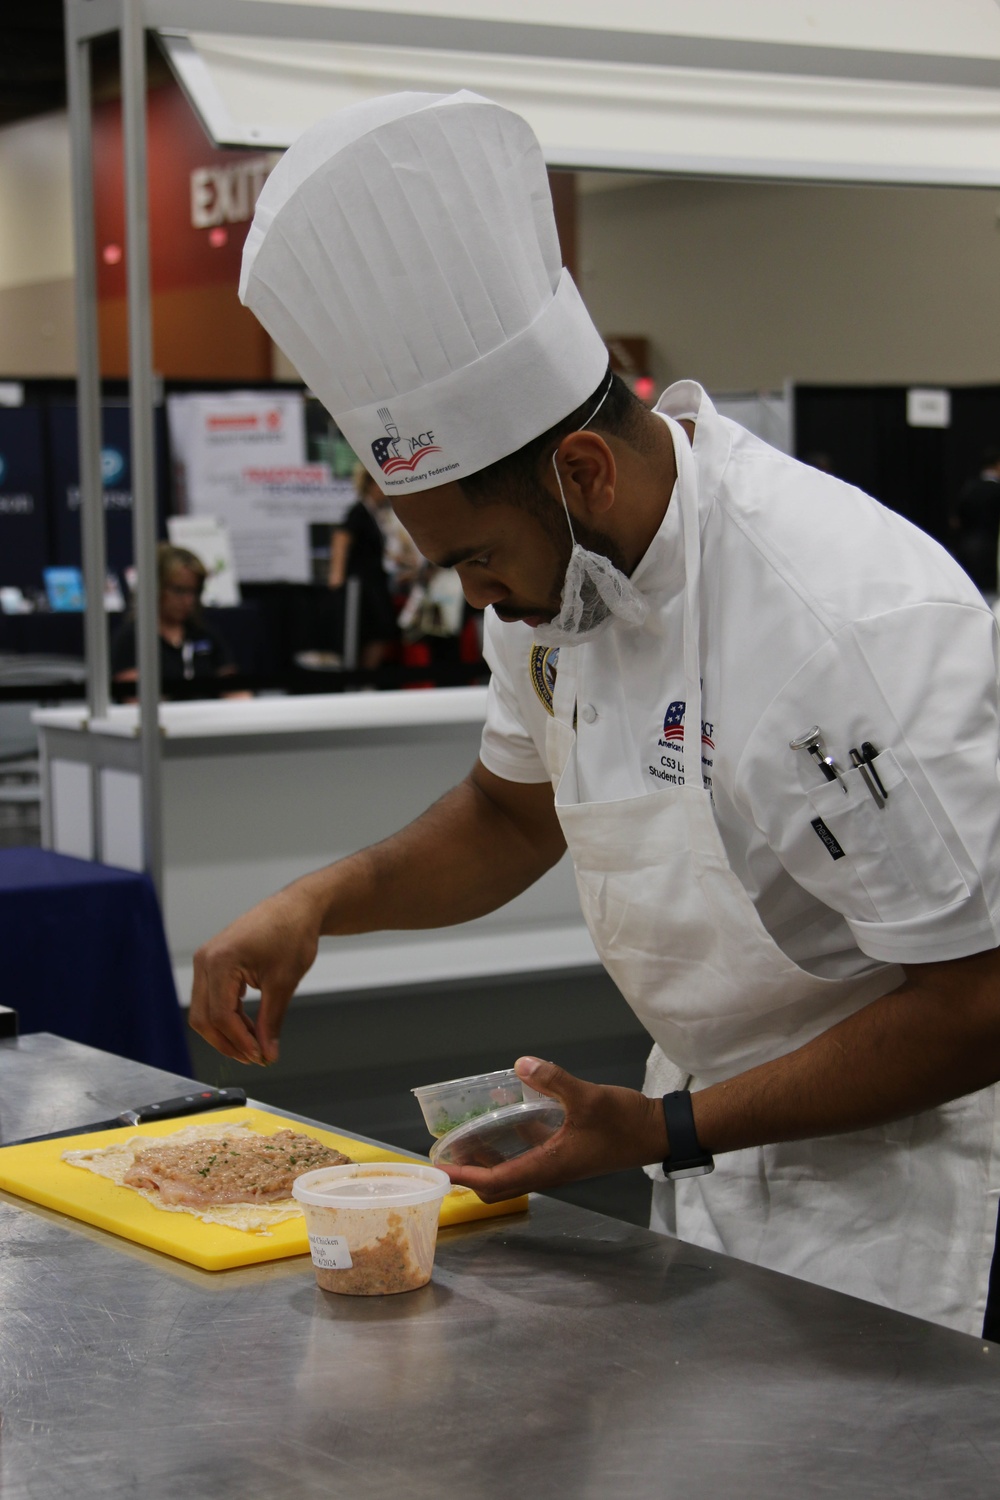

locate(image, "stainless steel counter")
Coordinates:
3 1034 1000 1499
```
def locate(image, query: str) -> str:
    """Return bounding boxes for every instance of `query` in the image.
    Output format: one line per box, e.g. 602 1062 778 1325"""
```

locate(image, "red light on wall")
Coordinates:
102 243 122 265
208 226 229 249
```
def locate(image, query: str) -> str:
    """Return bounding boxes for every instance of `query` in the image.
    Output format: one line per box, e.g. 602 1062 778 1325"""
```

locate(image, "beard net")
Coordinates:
531 542 649 647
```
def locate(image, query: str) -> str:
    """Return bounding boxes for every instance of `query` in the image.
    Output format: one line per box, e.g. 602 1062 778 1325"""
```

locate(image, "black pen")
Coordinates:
860 741 889 801
813 753 838 784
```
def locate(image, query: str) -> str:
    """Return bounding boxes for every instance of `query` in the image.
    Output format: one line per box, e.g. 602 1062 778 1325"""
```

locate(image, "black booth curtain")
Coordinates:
0 392 170 592
793 384 1000 551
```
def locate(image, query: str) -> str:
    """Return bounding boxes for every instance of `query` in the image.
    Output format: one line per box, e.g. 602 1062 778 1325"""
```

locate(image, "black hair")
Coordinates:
459 367 654 512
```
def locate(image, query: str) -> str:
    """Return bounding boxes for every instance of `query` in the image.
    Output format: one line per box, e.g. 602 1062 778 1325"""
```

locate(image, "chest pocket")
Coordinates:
806 749 970 923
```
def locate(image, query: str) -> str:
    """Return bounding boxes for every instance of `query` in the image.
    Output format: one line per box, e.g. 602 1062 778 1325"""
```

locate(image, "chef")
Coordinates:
191 91 1000 1338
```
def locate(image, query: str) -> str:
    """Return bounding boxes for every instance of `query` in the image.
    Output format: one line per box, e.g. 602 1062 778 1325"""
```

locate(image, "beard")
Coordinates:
491 483 630 625
529 477 630 571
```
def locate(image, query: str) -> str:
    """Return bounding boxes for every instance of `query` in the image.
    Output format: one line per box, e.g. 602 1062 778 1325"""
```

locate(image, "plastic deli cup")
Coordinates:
412 1068 545 1139
429 1099 565 1169
292 1162 450 1296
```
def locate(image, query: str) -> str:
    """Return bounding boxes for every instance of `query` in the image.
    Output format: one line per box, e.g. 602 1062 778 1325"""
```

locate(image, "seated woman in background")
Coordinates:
111 543 238 694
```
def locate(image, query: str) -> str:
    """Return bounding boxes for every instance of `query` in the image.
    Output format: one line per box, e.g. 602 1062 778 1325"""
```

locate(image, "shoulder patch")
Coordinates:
528 644 559 716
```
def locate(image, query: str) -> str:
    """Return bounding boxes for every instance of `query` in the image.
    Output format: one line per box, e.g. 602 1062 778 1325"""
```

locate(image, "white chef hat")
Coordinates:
239 90 609 494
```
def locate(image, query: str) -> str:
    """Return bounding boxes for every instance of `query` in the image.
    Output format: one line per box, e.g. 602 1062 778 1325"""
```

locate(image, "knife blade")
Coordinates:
2 1086 248 1147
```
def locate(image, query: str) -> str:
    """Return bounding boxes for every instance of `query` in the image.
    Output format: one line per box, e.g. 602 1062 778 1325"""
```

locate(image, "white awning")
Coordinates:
160 0 1000 187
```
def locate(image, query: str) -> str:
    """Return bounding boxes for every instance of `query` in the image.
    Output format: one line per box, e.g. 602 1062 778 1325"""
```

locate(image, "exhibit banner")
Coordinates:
167 391 353 582
48 403 169 579
0 406 49 591
167 391 306 504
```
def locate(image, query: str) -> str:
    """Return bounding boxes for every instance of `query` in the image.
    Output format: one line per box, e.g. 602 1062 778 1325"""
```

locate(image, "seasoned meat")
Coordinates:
122 1129 352 1207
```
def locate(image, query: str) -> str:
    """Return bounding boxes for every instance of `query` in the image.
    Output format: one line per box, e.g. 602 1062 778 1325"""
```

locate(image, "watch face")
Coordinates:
666 1161 715 1180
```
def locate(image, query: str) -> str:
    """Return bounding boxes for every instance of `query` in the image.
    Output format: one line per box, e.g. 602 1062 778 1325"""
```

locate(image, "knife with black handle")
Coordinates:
2 1087 248 1147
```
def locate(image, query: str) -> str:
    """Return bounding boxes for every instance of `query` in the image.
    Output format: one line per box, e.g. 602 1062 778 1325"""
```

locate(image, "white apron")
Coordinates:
546 414 1000 1335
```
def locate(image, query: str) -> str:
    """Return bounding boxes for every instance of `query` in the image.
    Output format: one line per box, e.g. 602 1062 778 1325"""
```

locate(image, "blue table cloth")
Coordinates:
0 849 191 1074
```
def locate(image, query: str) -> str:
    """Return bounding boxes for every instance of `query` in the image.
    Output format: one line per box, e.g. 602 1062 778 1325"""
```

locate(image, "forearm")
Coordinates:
190 762 562 1064
446 948 1000 1202
287 769 564 939
693 949 1000 1155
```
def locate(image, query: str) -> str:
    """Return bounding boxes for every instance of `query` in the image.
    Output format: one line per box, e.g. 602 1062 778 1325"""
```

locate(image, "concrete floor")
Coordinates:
187 966 656 1227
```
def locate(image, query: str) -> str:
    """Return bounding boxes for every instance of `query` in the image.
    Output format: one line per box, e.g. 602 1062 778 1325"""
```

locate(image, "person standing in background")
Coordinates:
952 447 1000 595
328 467 399 669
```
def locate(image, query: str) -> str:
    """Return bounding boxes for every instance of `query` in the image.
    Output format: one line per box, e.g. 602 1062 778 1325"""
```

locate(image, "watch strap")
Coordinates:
661 1090 714 1178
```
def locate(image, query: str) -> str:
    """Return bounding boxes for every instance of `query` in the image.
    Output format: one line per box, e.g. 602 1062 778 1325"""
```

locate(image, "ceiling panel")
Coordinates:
161 20 1000 187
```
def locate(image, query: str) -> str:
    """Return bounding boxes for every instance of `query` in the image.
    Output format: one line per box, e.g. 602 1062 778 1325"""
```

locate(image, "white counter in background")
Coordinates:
33 690 599 1003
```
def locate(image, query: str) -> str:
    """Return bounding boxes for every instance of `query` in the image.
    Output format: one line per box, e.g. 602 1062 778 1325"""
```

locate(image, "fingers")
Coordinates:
189 1006 261 1066
445 1136 568 1203
192 1014 259 1067
186 884 322 1066
445 1074 668 1203
189 947 265 1065
515 1055 585 1106
255 984 296 1065
439 1057 589 1201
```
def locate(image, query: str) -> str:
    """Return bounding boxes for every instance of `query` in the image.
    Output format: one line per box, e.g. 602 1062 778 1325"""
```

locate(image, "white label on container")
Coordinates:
309 1234 353 1270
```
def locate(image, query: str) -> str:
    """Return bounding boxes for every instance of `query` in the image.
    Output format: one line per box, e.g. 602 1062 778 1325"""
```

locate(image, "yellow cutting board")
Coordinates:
0 1107 527 1271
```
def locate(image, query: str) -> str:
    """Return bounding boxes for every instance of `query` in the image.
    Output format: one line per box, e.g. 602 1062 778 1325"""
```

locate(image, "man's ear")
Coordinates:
552 431 617 519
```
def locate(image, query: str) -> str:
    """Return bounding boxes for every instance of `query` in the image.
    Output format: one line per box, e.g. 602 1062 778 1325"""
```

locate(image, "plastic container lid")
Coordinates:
429 1099 565 1168
292 1161 450 1209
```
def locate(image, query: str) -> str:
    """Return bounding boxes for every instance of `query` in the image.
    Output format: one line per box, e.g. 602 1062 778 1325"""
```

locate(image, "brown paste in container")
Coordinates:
315 1210 426 1295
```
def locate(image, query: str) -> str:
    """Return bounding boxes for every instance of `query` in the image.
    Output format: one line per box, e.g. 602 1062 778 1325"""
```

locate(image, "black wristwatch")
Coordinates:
662 1091 714 1179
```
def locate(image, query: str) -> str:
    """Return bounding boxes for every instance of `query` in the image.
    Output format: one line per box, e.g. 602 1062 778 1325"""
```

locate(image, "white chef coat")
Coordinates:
480 381 1000 979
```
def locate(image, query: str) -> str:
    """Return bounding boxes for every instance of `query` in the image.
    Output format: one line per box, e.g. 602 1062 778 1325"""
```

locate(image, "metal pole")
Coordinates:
65 2 109 863
343 577 361 671
121 0 163 894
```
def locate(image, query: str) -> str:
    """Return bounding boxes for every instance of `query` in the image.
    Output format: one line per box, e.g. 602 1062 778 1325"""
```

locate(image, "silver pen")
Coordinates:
850 745 887 809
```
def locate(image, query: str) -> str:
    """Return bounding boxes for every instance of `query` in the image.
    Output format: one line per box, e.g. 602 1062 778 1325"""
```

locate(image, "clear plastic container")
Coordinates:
292 1162 450 1295
412 1067 545 1139
429 1099 565 1169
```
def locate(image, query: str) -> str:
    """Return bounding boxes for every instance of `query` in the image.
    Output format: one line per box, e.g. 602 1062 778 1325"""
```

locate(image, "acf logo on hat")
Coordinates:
372 406 441 477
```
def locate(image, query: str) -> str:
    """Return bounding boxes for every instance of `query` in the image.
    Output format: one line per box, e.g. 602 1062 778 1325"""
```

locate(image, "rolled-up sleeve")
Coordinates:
478 617 551 785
